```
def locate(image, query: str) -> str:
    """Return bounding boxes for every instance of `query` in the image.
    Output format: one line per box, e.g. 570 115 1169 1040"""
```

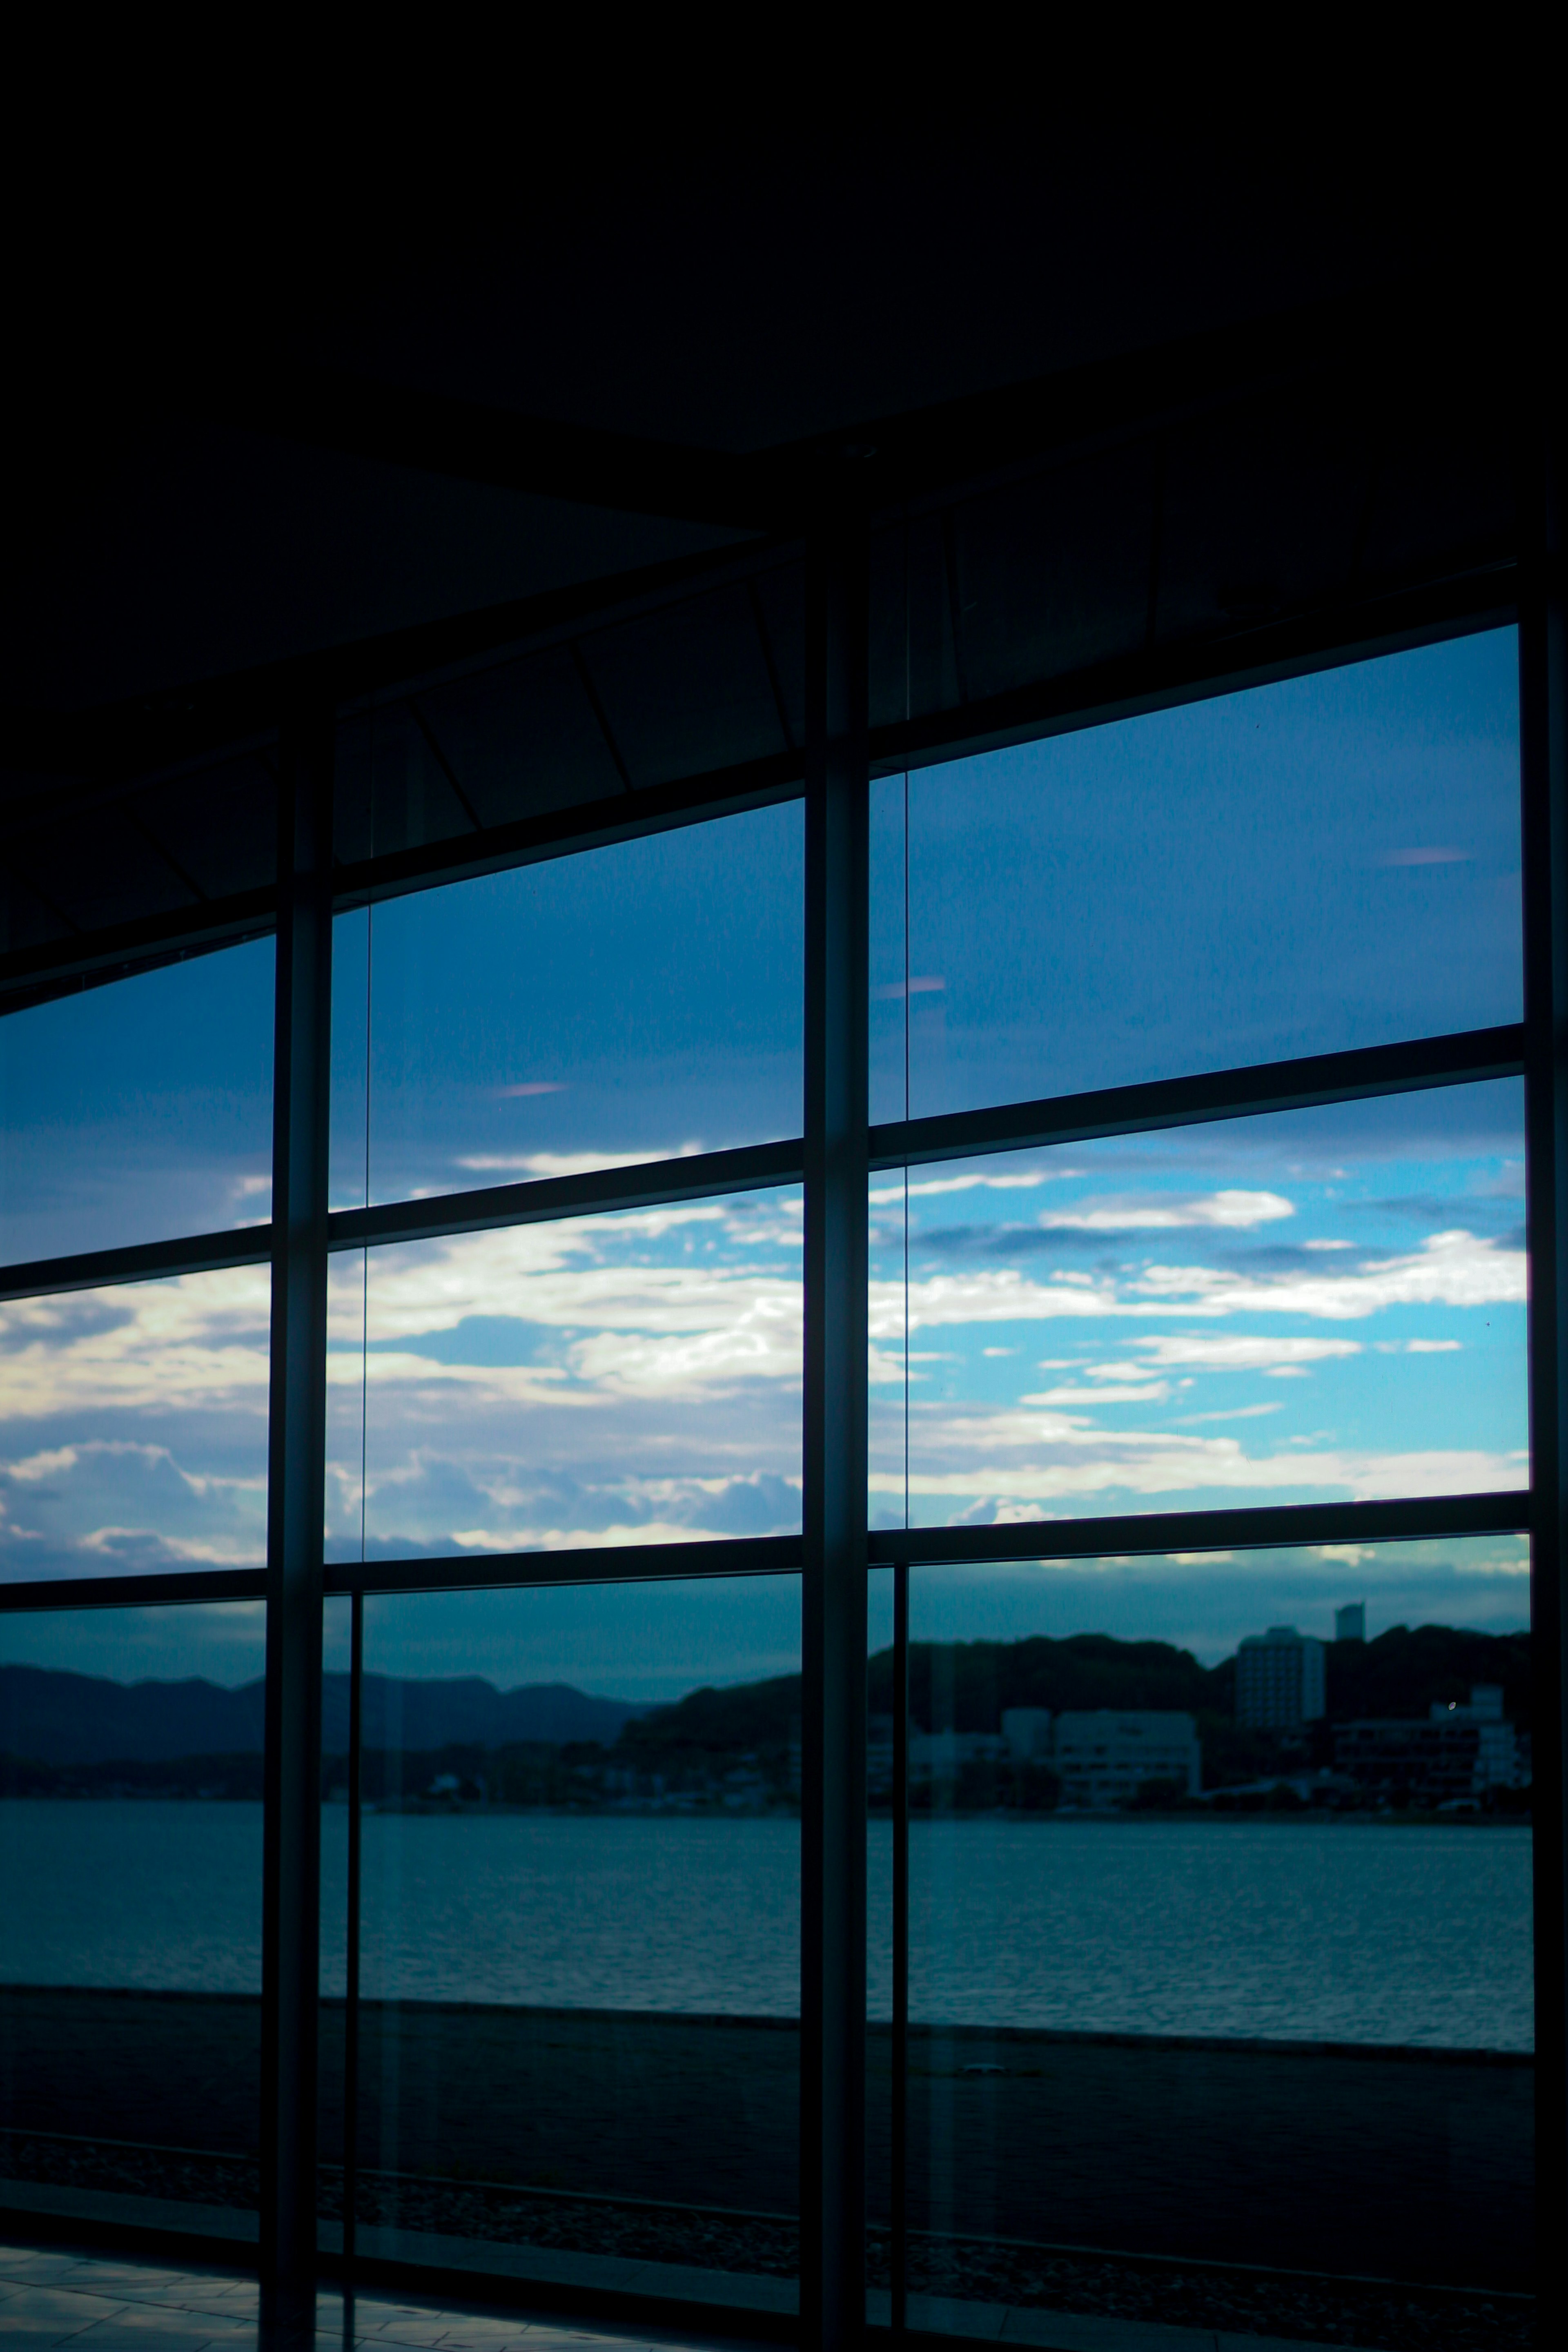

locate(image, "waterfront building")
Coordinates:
1236 1626 1327 1730
1001 1708 1053 1762
1335 1687 1523 1802
908 1728 1009 1788
1053 1713 1202 1809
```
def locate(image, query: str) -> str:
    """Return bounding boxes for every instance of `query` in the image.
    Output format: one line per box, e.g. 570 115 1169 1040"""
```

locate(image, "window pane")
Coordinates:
870 1082 1526 1530
871 632 1521 1124
319 1592 354 2250
898 1546 1531 2340
330 805 803 1211
327 1190 801 1562
865 1565 897 2327
0 1601 265 2244
0 940 274 1263
0 1267 270 1584
347 1576 801 2311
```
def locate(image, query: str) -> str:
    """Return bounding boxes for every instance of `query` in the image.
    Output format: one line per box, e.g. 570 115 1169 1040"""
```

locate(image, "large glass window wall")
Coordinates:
0 616 1544 2352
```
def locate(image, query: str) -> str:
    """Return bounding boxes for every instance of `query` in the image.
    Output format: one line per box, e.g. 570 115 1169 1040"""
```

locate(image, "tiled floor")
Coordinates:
0 2242 740 2352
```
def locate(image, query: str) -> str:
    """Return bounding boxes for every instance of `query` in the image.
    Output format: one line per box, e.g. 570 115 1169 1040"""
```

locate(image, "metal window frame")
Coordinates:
0 576 1557 2341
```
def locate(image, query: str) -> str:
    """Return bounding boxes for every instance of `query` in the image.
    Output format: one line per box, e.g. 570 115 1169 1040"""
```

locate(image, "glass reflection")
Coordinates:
319 1592 354 2248
0 1601 265 2240
326 1190 802 1563
869 1083 1527 1530
330 804 804 1211
0 1266 271 1584
871 630 1521 1124
0 940 275 1264
345 1577 802 2307
898 1548 1532 2339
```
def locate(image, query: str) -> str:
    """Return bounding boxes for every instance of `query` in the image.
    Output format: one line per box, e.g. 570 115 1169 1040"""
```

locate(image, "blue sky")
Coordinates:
0 940 274 1263
0 628 1531 1683
330 804 804 1207
872 627 1521 1122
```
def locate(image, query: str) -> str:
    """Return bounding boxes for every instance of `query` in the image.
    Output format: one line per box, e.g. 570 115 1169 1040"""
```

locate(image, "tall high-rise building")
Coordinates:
1335 1603 1367 1644
1236 1626 1327 1731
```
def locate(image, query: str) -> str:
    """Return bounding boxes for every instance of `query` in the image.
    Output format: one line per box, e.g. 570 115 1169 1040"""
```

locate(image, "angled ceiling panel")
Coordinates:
415 646 627 830
1356 400 1517 588
129 754 278 902
945 442 1158 708
336 705 459 866
9 805 201 938
1154 390 1376 645
869 514 956 732
0 864 74 959
578 583 788 788
749 561 806 747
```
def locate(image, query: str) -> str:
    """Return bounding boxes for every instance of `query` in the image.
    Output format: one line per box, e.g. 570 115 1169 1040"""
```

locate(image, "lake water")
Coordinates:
0 1803 1535 2050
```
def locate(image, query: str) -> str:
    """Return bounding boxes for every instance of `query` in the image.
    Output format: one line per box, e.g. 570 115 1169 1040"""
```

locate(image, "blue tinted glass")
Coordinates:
330 805 803 1210
0 1601 263 2241
327 1189 802 1561
869 1082 1526 1530
0 1268 271 1584
0 941 275 1263
346 1577 801 2299
872 632 1521 1123
895 1551 1530 2334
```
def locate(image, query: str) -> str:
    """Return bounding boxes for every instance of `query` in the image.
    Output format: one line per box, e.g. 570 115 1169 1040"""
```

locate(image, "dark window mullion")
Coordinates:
259 707 334 2328
800 516 871 2352
1519 417 1568 2335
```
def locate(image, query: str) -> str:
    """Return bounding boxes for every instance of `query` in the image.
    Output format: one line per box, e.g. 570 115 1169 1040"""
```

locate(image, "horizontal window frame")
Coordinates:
871 1025 1525 1170
871 1488 1529 1568
0 1022 1522 1288
0 1479 1530 1619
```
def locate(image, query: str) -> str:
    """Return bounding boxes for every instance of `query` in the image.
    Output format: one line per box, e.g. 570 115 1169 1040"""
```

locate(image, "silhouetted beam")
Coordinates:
203 282 1502 538
206 366 775 530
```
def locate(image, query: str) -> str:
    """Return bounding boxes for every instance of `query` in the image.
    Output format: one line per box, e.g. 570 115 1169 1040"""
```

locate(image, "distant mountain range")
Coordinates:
0 1622 1533 1775
0 1666 642 1767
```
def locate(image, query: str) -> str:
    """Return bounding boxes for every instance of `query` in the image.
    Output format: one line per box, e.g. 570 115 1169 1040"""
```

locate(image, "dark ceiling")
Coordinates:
1 80 1541 1004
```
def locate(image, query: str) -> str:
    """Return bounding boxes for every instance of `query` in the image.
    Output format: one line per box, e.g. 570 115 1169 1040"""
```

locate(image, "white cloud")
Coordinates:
0 1271 272 1423
889 1227 1522 1338
871 1432 1526 1503
1126 1229 1523 1320
1038 1189 1294 1232
5 1446 80 1483
1020 1384 1173 1405
454 1146 705 1177
869 1170 1061 1207
1129 1335 1362 1371
886 1271 1118 1335
449 1520 733 1553
1172 1403 1285 1423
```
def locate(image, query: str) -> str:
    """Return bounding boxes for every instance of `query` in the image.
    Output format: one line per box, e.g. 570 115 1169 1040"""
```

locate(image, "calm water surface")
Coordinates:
0 1802 1533 2049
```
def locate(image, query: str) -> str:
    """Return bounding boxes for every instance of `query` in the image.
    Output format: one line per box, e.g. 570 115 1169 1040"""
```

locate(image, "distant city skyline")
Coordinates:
0 1535 1528 1698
